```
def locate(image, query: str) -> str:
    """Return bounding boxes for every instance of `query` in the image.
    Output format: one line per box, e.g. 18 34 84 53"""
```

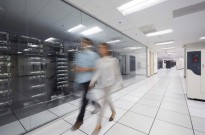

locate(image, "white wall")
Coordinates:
186 41 205 51
176 58 184 70
134 52 146 75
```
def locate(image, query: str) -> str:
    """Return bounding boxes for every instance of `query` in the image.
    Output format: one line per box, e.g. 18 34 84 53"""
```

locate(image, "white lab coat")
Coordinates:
89 56 123 125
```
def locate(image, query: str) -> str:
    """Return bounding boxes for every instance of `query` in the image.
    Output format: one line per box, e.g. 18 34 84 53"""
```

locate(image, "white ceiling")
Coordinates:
66 0 205 58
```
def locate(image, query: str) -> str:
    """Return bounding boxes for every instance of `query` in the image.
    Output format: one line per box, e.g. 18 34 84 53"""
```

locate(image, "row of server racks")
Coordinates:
157 59 176 69
0 31 77 114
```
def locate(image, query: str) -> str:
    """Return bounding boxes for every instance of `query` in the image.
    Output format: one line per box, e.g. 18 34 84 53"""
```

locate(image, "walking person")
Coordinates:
89 43 123 135
72 38 101 131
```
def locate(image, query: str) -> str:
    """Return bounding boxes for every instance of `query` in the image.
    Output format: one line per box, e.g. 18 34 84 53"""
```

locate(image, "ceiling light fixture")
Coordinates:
67 24 86 32
161 47 175 50
81 27 103 36
155 41 174 46
200 37 205 40
117 0 167 16
45 37 55 42
125 47 142 50
106 40 121 44
146 29 173 37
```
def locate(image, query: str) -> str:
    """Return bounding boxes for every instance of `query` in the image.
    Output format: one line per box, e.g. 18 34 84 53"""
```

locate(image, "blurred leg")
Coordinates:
104 86 116 121
105 86 115 112
77 81 90 122
72 81 90 130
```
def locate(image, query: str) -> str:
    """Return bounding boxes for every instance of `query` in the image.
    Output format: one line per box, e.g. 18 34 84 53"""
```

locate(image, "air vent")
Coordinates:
138 24 156 34
173 1 205 18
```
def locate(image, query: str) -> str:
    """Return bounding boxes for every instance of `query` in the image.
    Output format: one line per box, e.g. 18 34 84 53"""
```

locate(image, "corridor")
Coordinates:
25 69 205 135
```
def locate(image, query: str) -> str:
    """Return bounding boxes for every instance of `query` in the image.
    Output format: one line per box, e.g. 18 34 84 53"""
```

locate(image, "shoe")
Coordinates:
92 125 101 135
109 111 116 121
71 121 83 131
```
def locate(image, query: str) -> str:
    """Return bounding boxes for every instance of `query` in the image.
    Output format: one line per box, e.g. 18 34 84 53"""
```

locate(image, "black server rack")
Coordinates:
66 44 79 93
0 32 12 113
56 51 69 95
158 60 163 69
16 36 47 106
166 60 172 69
130 56 136 72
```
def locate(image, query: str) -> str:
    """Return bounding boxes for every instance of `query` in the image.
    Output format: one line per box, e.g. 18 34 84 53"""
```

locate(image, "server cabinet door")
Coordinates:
201 50 205 93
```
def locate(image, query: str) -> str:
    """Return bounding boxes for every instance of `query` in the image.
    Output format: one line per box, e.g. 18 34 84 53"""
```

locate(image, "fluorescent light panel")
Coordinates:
146 29 173 37
200 37 205 40
117 0 167 16
161 47 175 50
125 47 142 50
106 40 121 44
155 41 174 46
45 37 55 42
67 24 85 32
81 27 103 36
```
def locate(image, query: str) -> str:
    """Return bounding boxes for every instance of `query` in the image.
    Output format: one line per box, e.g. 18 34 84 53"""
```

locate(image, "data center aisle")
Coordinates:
25 69 205 135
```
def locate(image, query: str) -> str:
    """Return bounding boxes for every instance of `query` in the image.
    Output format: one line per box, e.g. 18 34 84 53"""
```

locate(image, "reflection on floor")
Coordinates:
23 69 205 135
0 95 80 135
0 73 146 135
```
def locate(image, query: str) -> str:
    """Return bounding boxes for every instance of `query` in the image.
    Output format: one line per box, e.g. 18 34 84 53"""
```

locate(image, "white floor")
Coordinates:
22 69 205 135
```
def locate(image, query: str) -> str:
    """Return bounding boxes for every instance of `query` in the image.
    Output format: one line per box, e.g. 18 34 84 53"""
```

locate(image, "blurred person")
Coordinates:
72 38 101 131
89 43 123 135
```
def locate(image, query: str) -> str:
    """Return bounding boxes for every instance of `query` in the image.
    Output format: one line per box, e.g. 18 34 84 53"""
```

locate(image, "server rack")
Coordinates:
56 51 69 95
130 56 136 72
66 44 79 93
158 60 163 69
16 36 47 106
0 32 12 114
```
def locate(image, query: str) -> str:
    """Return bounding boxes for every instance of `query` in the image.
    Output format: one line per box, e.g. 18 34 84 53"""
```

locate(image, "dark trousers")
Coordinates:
77 81 100 122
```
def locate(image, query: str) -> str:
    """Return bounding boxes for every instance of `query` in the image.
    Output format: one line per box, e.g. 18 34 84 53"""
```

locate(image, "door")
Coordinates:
149 51 152 76
150 52 154 76
201 50 205 93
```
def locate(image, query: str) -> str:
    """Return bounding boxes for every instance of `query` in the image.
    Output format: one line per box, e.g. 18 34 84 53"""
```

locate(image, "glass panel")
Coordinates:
0 0 147 134
81 13 108 46
0 0 27 134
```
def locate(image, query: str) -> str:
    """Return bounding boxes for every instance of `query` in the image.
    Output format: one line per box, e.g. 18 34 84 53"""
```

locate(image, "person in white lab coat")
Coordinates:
89 43 123 135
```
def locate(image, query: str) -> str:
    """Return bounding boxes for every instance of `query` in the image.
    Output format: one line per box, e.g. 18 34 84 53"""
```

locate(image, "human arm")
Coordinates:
74 67 96 73
89 61 100 89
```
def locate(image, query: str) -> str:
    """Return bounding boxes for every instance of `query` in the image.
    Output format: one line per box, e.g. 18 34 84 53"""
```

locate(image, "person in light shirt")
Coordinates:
89 43 123 135
72 38 101 131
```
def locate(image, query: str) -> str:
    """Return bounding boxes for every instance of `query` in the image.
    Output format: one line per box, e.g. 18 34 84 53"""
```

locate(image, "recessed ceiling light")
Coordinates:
146 29 173 37
106 40 121 44
67 24 86 32
155 41 174 46
81 27 103 36
45 37 55 42
117 0 167 16
161 47 175 50
28 44 39 47
200 37 205 40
